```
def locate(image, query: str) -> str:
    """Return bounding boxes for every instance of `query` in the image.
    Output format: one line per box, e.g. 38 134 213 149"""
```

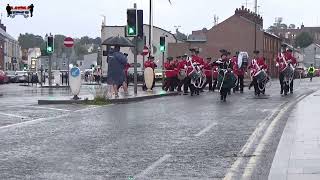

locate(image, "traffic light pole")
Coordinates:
48 54 52 87
162 52 165 85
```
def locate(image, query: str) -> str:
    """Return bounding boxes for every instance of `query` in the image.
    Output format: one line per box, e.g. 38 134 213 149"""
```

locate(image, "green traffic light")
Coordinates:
47 47 53 53
160 46 165 52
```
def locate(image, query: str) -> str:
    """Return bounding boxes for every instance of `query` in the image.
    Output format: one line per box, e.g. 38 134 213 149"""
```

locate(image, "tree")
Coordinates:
18 33 45 49
289 24 296 29
295 32 313 48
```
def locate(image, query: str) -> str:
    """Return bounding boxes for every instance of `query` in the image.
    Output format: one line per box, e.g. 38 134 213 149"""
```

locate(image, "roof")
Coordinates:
0 28 16 41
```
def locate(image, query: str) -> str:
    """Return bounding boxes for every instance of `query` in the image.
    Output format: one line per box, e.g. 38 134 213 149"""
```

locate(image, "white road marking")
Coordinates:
134 154 172 179
195 122 218 137
0 112 29 119
29 106 71 112
223 103 286 180
0 105 114 130
241 94 307 179
0 114 69 130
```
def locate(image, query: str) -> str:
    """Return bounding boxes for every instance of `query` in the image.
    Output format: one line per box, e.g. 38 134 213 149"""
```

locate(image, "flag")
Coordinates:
168 0 172 4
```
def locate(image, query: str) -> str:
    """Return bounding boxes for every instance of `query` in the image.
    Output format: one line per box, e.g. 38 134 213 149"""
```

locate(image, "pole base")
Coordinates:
72 95 81 100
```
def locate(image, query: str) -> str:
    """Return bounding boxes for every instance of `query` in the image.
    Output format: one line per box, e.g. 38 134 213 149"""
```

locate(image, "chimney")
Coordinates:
301 24 305 29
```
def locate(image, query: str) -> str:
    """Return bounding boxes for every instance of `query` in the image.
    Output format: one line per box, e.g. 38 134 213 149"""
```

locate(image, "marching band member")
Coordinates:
276 45 297 95
215 49 234 102
177 54 189 94
212 61 219 92
202 57 213 92
285 48 297 94
142 56 157 91
163 57 176 91
248 50 268 96
232 52 245 93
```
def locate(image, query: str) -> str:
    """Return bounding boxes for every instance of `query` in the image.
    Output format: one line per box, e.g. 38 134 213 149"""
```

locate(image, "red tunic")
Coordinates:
164 62 176 78
232 56 245 76
203 62 212 77
124 63 131 76
144 60 157 69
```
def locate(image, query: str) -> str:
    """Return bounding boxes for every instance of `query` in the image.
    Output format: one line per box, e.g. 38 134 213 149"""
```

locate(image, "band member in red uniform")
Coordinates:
142 56 157 91
285 48 297 93
248 50 268 96
232 52 245 93
163 57 176 91
202 57 213 91
177 54 188 94
276 45 297 95
212 61 219 92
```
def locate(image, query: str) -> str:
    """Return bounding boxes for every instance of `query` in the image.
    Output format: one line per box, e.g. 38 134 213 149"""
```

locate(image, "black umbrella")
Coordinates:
101 36 135 47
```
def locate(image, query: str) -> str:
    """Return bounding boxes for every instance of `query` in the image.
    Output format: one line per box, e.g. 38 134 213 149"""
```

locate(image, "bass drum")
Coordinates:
238 52 249 68
217 71 237 89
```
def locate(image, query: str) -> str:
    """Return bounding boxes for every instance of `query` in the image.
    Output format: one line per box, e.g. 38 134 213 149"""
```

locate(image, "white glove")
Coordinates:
276 63 279 67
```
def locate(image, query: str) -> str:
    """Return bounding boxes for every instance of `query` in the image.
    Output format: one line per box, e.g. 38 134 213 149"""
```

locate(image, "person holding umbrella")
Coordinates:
106 46 128 97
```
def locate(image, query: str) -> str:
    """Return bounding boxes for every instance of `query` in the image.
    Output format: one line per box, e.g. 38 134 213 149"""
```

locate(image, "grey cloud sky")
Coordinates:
1 0 319 39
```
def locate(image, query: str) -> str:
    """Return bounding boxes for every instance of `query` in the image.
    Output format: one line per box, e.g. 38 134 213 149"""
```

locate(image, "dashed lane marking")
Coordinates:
134 154 172 179
194 122 218 137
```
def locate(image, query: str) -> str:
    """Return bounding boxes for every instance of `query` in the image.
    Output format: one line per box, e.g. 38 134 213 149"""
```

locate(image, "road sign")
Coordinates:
64 37 74 48
141 46 149 56
69 67 81 100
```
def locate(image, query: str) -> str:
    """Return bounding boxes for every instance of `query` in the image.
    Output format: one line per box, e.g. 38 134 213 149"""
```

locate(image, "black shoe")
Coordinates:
280 91 283 95
183 92 188 95
220 96 223 101
223 98 226 102
240 90 244 93
290 91 293 94
197 91 200 95
228 92 231 95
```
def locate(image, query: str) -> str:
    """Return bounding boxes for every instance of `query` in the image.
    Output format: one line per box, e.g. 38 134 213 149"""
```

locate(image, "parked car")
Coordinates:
0 70 9 84
127 68 144 83
154 69 164 80
15 71 28 83
5 71 18 83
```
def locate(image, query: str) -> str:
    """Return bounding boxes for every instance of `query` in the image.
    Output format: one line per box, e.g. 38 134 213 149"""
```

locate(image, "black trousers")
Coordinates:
183 77 190 93
220 87 229 100
212 78 218 91
252 77 265 95
279 72 294 93
234 75 244 92
163 77 175 91
202 77 213 91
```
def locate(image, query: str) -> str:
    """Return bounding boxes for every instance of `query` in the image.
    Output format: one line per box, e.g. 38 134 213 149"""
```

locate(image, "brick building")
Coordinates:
168 6 281 77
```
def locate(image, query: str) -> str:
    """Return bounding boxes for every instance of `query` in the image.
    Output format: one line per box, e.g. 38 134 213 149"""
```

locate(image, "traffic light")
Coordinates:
47 36 54 53
137 10 143 38
160 36 166 52
126 9 137 37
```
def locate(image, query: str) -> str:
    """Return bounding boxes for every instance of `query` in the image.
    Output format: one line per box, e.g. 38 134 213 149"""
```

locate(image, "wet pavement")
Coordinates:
0 78 319 180
269 90 320 180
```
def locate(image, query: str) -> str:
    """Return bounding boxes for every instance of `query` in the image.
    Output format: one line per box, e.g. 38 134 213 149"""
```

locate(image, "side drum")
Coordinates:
254 70 267 83
282 66 294 79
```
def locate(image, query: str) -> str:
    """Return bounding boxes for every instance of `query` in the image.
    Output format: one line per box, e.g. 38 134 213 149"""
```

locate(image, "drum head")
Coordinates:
144 67 154 89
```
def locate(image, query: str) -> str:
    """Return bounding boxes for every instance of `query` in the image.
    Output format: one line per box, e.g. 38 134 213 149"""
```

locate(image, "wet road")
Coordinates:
0 79 319 180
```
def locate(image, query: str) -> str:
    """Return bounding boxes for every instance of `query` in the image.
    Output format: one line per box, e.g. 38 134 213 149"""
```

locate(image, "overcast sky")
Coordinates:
1 0 320 39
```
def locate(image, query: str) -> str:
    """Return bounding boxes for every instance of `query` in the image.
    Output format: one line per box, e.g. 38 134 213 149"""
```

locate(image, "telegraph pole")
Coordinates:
254 0 258 51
